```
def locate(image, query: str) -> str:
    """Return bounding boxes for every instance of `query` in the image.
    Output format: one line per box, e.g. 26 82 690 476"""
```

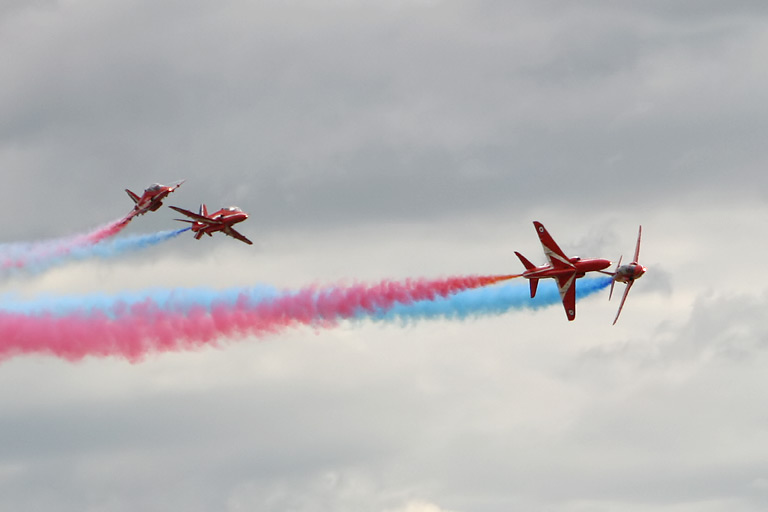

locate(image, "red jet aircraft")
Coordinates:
609 226 646 325
514 221 612 321
170 204 253 245
126 180 185 218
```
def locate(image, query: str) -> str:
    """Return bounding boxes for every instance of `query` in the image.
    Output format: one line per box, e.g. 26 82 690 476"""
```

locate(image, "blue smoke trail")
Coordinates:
0 228 191 278
0 277 614 325
0 284 283 318
69 228 190 260
0 216 133 269
373 277 613 323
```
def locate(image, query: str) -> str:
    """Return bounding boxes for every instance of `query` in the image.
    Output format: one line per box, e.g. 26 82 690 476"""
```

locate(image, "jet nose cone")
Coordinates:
636 265 647 277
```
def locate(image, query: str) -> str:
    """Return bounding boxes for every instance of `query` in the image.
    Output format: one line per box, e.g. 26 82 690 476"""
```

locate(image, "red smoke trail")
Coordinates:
79 216 133 245
0 275 513 362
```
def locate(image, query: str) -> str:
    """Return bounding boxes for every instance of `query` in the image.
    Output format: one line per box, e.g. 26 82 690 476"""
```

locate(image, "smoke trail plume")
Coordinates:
0 216 133 272
0 228 188 278
376 276 613 323
0 275 608 362
0 275 513 361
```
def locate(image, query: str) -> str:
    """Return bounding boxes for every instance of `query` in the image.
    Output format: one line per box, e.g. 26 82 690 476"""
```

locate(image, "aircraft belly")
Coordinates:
526 268 575 279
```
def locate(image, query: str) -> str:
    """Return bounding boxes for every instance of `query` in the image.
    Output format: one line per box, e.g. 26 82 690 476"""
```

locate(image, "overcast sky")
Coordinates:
1 1 768 511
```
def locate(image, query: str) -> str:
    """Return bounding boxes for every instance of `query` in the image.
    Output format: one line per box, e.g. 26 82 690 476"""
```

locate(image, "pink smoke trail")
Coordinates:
0 275 514 362
0 216 132 271
79 216 133 245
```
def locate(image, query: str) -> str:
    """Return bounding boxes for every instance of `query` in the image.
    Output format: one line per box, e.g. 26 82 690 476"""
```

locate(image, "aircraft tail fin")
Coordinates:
515 251 536 271
515 252 540 297
199 204 209 217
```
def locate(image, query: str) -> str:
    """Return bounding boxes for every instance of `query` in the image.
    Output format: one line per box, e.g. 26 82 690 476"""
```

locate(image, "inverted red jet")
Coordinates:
170 204 253 245
515 221 612 321
609 226 647 325
126 180 184 218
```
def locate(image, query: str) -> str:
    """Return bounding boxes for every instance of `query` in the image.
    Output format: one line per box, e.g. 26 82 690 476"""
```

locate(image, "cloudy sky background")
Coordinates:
1 1 767 511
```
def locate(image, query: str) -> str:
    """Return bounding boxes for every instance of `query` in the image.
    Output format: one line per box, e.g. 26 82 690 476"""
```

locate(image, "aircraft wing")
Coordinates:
633 225 642 263
555 272 577 321
169 206 218 225
612 281 634 325
225 227 253 245
533 221 574 269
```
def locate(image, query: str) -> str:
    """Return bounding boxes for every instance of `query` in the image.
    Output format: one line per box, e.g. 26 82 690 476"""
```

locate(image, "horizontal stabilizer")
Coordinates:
125 189 140 204
169 206 215 224
529 278 539 298
609 255 622 300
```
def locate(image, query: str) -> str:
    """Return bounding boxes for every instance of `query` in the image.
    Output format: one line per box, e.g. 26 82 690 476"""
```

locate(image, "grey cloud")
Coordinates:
2 1 768 240
1 2 767 512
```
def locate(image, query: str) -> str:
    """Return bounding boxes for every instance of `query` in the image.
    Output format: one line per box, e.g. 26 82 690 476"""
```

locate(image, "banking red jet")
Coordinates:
609 226 646 325
126 180 185 218
170 204 253 245
514 221 612 321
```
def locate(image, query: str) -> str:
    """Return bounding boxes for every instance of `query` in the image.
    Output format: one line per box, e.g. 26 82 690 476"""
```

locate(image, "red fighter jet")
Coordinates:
125 180 185 218
514 221 612 321
609 226 647 325
170 204 253 245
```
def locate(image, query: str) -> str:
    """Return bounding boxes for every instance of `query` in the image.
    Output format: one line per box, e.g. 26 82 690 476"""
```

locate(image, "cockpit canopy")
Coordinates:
224 206 243 213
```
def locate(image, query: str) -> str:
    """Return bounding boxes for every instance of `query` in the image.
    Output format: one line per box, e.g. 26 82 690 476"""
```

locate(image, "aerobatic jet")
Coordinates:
125 180 185 218
514 221 612 321
609 226 646 325
170 204 253 245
